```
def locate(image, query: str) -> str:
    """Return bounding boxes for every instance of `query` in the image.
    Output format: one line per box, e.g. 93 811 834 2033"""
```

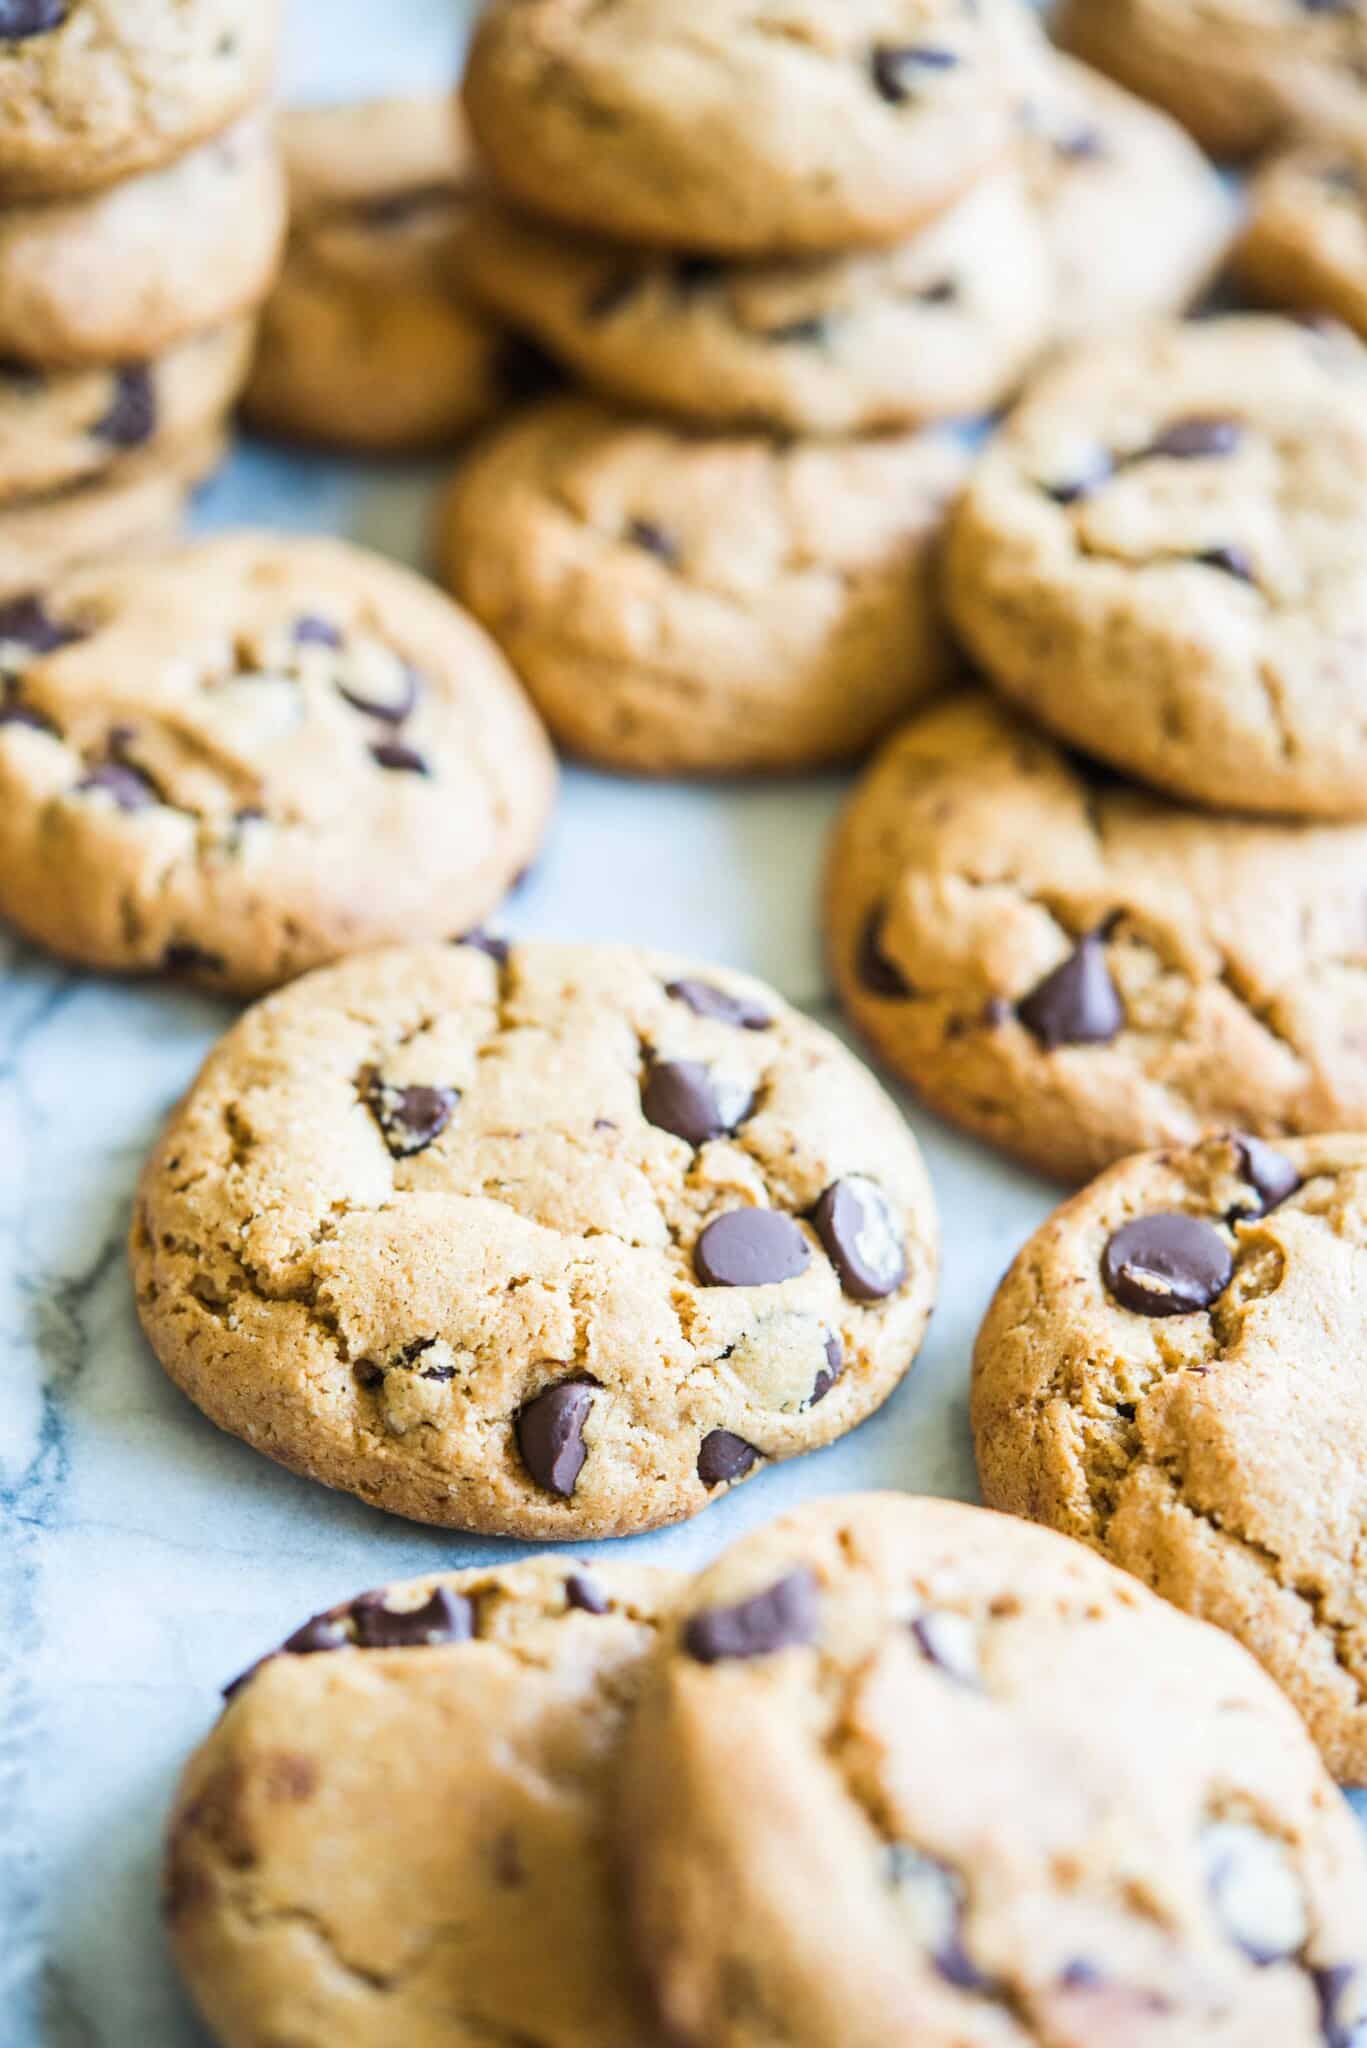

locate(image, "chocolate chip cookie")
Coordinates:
1237 142 1367 341
620 1491 1367 2048
0 534 555 991
0 428 221 599
131 940 939 1537
166 1558 676 2048
463 0 1044 255
825 689 1367 1183
452 170 1050 435
0 0 281 198
1056 0 1367 158
944 316 1367 819
243 99 515 454
974 1132 1367 1785
441 397 968 775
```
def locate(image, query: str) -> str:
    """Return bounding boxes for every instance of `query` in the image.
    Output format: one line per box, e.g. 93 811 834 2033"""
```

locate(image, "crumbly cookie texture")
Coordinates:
441 397 968 776
973 1132 1367 1785
131 941 939 1539
0 428 220 599
1055 0 1367 157
243 99 515 454
1019 54 1234 347
620 1491 1367 2048
825 690 1367 1184
452 171 1051 436
463 0 1043 255
0 317 252 505
165 1559 676 2048
1237 141 1367 341
0 533 554 992
944 316 1367 819
0 0 281 198
0 113 284 368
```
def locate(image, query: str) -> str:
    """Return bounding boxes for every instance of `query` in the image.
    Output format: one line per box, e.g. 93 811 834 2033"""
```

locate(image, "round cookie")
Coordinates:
973 1132 1367 1785
165 1558 676 2048
0 534 555 991
441 398 969 775
944 316 1367 819
243 99 517 454
452 171 1051 436
620 1492 1367 2048
1236 142 1367 340
825 689 1367 1183
1019 54 1234 347
1055 0 1367 158
0 113 284 368
0 317 253 505
0 0 281 199
131 940 939 1538
0 428 221 599
463 0 1043 256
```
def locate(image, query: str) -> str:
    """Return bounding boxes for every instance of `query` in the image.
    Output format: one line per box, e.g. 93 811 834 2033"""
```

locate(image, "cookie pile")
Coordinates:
436 0 1232 776
0 2 286 593
163 1494 1367 2048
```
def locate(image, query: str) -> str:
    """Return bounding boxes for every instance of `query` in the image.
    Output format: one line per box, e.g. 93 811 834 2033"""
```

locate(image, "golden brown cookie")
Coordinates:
1236 141 1367 340
0 427 220 599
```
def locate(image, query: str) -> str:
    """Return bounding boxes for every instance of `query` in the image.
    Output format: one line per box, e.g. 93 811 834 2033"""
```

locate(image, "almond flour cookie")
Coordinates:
441 398 968 775
131 941 939 1538
463 0 1043 255
243 99 515 455
974 1132 1367 1785
1020 54 1234 348
0 114 284 368
945 316 1367 819
166 1559 676 2048
1055 0 1367 158
0 318 252 504
620 1492 1367 2048
452 171 1051 436
0 0 281 199
825 690 1367 1183
0 535 554 992
1237 142 1367 340
0 428 221 599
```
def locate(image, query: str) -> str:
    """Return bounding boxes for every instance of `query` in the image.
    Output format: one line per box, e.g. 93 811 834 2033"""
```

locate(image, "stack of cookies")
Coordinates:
436 0 1232 778
0 0 286 596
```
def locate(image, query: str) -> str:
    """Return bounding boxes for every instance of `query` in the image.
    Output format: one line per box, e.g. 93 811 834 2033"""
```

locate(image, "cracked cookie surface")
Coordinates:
1237 140 1367 342
441 396 968 775
825 690 1367 1183
244 99 515 455
973 1132 1367 1784
131 940 939 1538
620 1491 1367 2048
165 1557 676 2048
0 533 554 992
462 0 1043 255
944 316 1367 819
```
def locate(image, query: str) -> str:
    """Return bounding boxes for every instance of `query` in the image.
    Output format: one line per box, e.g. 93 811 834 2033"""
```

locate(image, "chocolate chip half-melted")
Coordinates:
684 1567 819 1663
1102 1212 1233 1316
871 43 959 104
364 1077 459 1159
224 1583 474 1697
642 1057 751 1147
517 1380 594 1497
666 977 773 1030
92 365 157 448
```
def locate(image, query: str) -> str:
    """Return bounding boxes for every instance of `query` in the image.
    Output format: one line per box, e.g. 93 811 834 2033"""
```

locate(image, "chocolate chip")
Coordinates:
697 1429 758 1488
292 614 342 648
496 334 562 403
1144 416 1243 461
365 1079 458 1158
162 942 226 976
811 1332 842 1405
855 906 912 998
666 978 772 1030
566 1571 608 1615
911 1610 980 1687
1043 448 1115 504
517 1381 592 1497
1017 931 1124 1049
350 1585 474 1649
0 699 51 732
871 44 958 103
1314 1965 1367 2048
695 1209 811 1288
1103 1213 1233 1316
92 365 156 448
338 664 421 724
0 593 82 655
76 758 156 811
584 271 638 320
1195 545 1256 584
642 1058 749 1146
1202 1821 1308 1965
810 1177 905 1301
369 739 429 774
1234 1135 1301 1216
283 1610 352 1657
0 1 68 38
885 1847 988 1990
764 316 828 345
684 1568 818 1663
627 518 677 563
458 927 509 964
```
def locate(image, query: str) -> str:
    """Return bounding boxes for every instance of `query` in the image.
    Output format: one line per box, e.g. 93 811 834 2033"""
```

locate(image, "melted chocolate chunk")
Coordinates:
811 1332 843 1405
76 758 157 811
92 366 156 448
697 1429 759 1488
695 1208 811 1288
684 1568 818 1663
517 1381 593 1497
0 1 67 38
350 1586 473 1649
1233 1134 1301 1217
871 43 959 103
856 905 912 997
0 593 83 655
1102 1213 1233 1316
1195 545 1256 584
365 1079 458 1159
642 1058 749 1147
458 927 510 965
565 1572 609 1615
1143 416 1243 461
665 978 772 1029
369 739 429 775
338 663 421 724
1315 1964 1367 2048
162 942 226 977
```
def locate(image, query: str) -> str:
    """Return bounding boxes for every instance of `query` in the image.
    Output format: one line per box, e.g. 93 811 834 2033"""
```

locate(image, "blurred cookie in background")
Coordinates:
1236 141 1367 341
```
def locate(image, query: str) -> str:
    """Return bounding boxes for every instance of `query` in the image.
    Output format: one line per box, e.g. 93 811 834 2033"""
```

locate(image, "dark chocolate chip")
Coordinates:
1315 1965 1367 2048
695 1208 811 1288
354 1361 385 1390
1195 545 1256 584
458 927 510 965
855 905 912 997
697 1429 759 1488
0 1 68 39
684 1567 819 1663
1102 1213 1233 1316
885 1847 990 1989
92 366 156 448
626 517 677 563
496 334 563 403
369 739 429 774
764 316 828 345
811 1332 843 1405
283 1610 352 1657
871 43 959 103
1043 448 1115 504
666 978 772 1030
292 614 342 648
76 758 156 811
1233 1134 1301 1217
338 662 421 724
162 942 226 977
350 1585 474 1649
0 593 83 655
1144 416 1243 461
642 1058 748 1147
810 1177 906 1301
911 1610 980 1687
566 1571 609 1615
584 271 638 320
517 1381 593 1497
365 1079 458 1159
1017 931 1124 1049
